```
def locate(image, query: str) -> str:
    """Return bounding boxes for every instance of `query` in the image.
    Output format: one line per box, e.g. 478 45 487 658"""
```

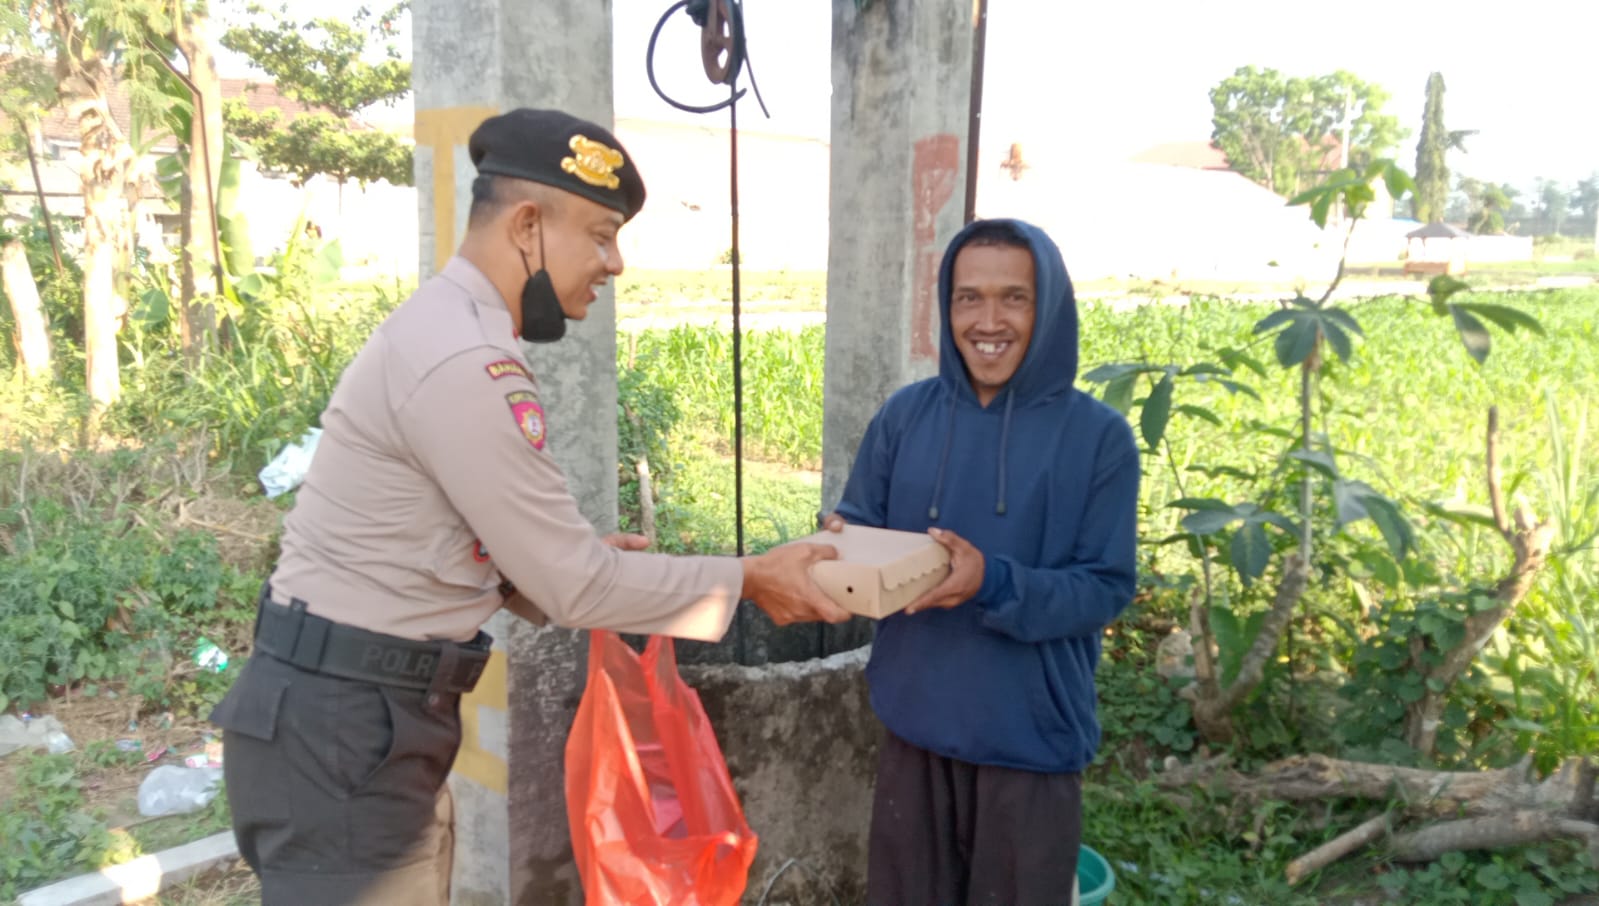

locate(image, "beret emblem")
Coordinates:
562 134 624 190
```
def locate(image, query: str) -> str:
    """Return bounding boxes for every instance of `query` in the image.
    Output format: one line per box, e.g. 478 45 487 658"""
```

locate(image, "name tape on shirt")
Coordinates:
505 390 547 451
485 358 531 382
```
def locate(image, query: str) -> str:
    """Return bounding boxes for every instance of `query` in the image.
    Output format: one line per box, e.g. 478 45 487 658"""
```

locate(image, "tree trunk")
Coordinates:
47 0 140 425
174 6 224 359
81 156 127 415
2 240 52 379
1185 552 1311 743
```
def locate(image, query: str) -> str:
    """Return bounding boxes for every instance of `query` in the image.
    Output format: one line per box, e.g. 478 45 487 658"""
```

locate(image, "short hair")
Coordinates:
958 220 1031 252
466 175 561 228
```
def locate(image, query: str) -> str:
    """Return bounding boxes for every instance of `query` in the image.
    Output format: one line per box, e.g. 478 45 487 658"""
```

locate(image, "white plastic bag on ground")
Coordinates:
258 426 322 499
0 714 71 758
137 765 225 817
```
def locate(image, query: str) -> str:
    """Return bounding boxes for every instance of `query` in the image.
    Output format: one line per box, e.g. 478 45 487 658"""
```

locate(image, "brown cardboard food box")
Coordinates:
787 525 952 619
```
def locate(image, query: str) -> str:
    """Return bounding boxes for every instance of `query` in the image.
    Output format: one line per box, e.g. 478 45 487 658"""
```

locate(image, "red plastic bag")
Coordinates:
566 630 758 905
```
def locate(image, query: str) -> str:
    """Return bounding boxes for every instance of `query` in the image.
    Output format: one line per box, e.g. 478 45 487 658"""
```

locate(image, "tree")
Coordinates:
1572 173 1599 236
1411 73 1475 224
0 41 64 271
225 107 410 189
220 2 412 195
168 2 226 358
20 1 175 416
1469 182 1514 235
2 234 52 380
1536 178 1568 236
1447 175 1480 225
1211 66 1403 197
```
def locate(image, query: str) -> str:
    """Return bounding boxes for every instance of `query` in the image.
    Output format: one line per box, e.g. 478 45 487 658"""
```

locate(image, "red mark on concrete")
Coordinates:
911 134 961 361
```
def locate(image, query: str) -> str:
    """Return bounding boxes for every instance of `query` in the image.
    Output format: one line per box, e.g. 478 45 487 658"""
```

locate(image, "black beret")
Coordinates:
468 108 646 222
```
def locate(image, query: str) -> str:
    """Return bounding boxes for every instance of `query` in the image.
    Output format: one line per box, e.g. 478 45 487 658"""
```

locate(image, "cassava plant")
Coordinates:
1085 159 1548 747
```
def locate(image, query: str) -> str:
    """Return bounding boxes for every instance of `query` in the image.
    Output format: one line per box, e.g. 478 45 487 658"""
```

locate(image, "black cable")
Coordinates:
642 0 748 115
645 0 768 562
730 75 744 558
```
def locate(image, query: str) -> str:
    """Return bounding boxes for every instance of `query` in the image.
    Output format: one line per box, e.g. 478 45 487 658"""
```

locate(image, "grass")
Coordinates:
617 268 827 310
1077 288 1599 544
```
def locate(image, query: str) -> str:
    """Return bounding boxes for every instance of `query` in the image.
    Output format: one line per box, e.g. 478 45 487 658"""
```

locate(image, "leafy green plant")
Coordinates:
1096 611 1199 761
1373 846 1599 905
0 444 259 714
0 753 121 900
1081 160 1563 758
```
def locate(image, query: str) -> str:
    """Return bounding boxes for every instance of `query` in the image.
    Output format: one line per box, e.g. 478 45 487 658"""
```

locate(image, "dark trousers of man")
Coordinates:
209 595 482 905
868 731 1083 906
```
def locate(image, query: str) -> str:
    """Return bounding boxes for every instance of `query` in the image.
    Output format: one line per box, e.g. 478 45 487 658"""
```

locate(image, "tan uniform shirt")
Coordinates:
269 257 743 642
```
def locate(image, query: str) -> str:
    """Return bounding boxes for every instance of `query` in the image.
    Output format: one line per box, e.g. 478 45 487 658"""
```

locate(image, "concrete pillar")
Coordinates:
820 0 976 515
413 2 619 903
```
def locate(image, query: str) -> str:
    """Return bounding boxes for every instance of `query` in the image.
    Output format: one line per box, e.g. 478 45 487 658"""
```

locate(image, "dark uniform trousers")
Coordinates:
867 731 1084 906
210 595 482 906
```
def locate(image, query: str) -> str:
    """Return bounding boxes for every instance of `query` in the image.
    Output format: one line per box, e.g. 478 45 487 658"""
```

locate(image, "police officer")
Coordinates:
208 108 850 905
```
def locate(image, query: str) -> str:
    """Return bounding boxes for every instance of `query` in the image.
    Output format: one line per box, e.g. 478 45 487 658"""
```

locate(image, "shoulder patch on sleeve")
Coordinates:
505 390 547 450
485 358 532 381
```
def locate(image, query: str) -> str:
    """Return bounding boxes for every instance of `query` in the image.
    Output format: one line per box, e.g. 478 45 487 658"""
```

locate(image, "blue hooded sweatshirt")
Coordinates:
835 218 1140 774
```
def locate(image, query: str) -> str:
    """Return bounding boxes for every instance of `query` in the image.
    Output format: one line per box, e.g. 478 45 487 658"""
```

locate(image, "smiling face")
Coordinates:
948 242 1037 407
539 193 626 320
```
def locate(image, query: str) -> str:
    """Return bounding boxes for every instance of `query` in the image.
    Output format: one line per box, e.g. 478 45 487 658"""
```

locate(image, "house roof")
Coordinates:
1 66 341 149
1130 141 1232 170
1406 222 1472 239
1132 135 1348 176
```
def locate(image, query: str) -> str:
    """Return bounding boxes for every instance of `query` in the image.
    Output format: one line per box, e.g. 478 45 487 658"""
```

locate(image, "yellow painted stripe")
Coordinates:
450 647 509 795
414 106 499 272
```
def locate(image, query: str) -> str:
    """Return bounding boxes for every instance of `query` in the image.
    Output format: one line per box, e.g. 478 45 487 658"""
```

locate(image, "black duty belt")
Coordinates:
252 585 492 695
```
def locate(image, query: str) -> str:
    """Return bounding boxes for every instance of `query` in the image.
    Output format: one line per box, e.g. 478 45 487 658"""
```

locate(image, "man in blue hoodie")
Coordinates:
825 218 1140 905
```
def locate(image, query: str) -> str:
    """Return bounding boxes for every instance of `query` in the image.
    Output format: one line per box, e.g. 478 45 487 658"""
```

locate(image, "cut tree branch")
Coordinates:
1156 752 1545 819
1161 754 1599 879
1285 813 1389 884
1389 811 1599 863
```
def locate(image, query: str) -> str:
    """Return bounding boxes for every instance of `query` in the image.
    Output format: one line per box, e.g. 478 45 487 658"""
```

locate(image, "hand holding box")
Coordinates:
784 524 951 619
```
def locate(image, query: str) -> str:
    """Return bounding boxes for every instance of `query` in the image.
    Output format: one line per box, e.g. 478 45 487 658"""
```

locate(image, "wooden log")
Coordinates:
1157 753 1539 818
1390 811 1599 863
1285 813 1389 885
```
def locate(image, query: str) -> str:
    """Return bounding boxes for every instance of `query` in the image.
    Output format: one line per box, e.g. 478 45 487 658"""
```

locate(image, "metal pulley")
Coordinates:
697 0 744 85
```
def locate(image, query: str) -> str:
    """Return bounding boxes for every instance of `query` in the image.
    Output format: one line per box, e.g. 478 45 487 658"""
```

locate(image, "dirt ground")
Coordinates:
135 860 261 906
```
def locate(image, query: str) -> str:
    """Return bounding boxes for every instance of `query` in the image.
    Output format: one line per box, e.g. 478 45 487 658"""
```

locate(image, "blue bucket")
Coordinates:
1076 844 1116 905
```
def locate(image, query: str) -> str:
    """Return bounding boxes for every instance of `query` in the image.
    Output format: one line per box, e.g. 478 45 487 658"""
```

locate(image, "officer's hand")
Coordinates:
904 527 984 615
602 532 651 551
820 512 846 533
741 543 852 626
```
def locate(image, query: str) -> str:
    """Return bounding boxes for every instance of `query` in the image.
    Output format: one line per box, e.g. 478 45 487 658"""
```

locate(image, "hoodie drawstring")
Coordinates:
928 390 1015 520
996 389 1014 515
927 395 957 521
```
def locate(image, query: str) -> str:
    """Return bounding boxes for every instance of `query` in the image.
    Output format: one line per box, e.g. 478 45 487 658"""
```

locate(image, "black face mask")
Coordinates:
519 222 566 343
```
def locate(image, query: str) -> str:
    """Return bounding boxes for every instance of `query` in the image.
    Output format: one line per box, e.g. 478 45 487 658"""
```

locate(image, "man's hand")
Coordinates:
904 527 985 615
741 542 852 626
602 532 651 551
820 513 846 533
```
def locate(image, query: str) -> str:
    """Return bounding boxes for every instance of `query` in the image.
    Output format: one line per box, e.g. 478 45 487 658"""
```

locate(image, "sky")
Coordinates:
222 0 1599 191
